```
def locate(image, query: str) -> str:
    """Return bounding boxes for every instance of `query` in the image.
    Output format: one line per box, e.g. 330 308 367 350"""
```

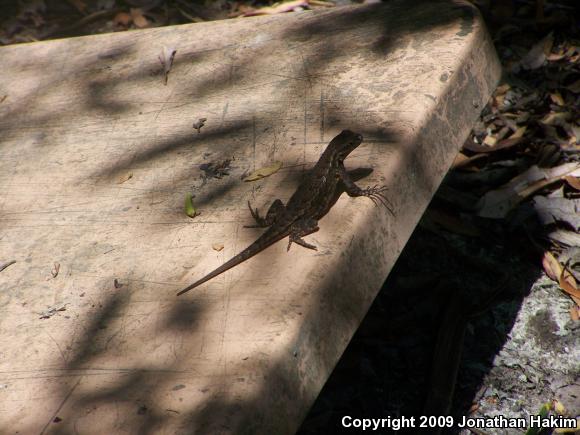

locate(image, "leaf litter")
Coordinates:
441 18 580 314
0 0 338 44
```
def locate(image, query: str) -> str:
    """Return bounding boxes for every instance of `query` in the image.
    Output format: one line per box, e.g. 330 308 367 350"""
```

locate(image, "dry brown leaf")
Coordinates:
564 176 580 191
451 152 487 170
243 161 283 181
509 126 527 139
66 0 87 14
498 114 518 131
541 112 571 126
570 305 579 321
537 143 560 168
469 403 479 414
559 265 580 300
553 399 567 415
243 0 309 16
533 196 580 230
546 52 566 61
515 111 530 124
117 172 133 184
564 45 578 57
113 12 132 27
463 137 522 154
131 8 149 28
212 243 224 252
496 137 523 149
309 0 334 6
541 254 580 307
542 251 561 282
547 229 580 248
564 124 580 145
520 32 554 70
483 134 498 147
519 176 563 202
566 79 580 94
496 126 511 141
452 152 469 168
476 163 580 218
537 163 580 180
550 92 565 106
541 33 555 56
462 139 487 153
495 83 511 95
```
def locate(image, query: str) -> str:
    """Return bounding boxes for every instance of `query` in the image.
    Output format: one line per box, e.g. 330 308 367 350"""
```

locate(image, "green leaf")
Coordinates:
184 194 197 218
525 402 552 435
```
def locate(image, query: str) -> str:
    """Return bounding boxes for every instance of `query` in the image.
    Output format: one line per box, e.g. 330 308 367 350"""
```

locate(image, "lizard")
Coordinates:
177 129 392 296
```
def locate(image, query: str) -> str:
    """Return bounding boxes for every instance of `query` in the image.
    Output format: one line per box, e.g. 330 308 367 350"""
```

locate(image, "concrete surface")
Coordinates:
0 1 500 433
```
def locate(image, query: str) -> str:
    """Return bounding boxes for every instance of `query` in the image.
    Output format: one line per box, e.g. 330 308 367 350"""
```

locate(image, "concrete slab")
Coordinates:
0 1 500 433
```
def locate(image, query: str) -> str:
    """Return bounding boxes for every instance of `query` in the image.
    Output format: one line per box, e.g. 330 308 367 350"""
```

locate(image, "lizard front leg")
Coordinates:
287 218 319 251
245 199 285 228
338 167 394 216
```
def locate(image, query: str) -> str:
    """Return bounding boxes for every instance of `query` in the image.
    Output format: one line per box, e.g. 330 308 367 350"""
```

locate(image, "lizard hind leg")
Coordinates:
287 218 319 251
245 199 285 228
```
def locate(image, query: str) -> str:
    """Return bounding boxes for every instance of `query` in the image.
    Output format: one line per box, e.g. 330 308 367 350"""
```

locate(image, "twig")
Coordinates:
45 8 122 37
309 0 335 6
0 260 16 272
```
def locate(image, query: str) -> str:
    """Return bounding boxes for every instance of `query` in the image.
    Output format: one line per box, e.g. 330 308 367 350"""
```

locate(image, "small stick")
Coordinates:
0 260 16 272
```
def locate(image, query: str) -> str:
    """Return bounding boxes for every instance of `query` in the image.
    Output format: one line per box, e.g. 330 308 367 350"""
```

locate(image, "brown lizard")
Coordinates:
177 130 392 295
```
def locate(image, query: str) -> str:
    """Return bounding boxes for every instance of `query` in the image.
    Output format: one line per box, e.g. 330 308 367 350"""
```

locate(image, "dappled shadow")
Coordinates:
0 0 502 433
298 213 541 434
13 283 210 435
65 290 129 369
0 0 480 209
86 119 254 182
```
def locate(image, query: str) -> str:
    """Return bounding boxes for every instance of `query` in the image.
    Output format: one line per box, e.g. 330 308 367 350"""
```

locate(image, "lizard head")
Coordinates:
333 130 363 161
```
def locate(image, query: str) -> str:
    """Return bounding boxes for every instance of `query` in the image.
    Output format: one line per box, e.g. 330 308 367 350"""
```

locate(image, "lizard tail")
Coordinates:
176 228 287 296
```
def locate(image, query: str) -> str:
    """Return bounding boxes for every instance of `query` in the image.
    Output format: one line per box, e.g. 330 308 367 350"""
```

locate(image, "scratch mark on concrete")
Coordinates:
153 87 176 121
39 376 82 435
221 102 229 126
298 53 314 90
44 330 68 365
319 88 325 142
303 86 308 165
252 115 256 171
